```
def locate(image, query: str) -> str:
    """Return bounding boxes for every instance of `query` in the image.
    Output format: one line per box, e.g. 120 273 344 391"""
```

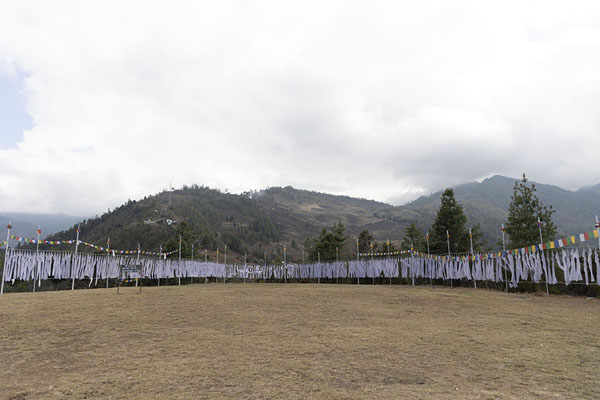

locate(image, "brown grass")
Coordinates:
0 284 599 399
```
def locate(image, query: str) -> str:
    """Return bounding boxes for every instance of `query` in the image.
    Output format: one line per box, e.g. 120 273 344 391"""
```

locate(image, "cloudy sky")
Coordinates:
1 1 599 215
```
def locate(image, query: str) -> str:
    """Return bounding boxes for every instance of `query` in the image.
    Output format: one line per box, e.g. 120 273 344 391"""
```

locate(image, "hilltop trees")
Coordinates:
505 178 556 248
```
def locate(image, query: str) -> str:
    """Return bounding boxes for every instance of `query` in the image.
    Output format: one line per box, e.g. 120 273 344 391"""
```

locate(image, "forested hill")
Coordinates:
45 185 398 263
43 177 600 262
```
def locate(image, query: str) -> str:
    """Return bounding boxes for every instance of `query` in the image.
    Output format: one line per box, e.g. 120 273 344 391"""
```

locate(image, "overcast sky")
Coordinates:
1 1 599 215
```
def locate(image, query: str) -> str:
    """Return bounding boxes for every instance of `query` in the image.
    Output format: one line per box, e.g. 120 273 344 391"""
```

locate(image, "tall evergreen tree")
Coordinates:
505 177 556 248
307 221 347 261
429 188 470 254
357 230 375 254
401 223 425 252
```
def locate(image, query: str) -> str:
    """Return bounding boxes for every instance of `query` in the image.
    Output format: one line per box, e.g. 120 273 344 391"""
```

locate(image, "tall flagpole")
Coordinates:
284 245 287 284
72 223 80 291
243 252 247 284
447 230 453 288
158 245 162 287
469 228 476 289
596 216 600 249
426 232 431 286
33 226 41 293
501 225 507 292
596 216 600 288
136 243 140 288
356 238 359 285
386 240 391 285
370 242 374 285
191 243 194 284
538 217 549 296
106 237 111 289
178 235 182 286
411 243 415 286
317 252 320 284
1 221 12 295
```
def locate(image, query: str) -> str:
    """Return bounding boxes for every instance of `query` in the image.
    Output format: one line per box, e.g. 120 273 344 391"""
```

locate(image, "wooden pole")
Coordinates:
1 222 11 295
501 225 508 292
33 226 41 292
72 224 80 291
106 237 110 289
447 230 453 288
470 228 476 289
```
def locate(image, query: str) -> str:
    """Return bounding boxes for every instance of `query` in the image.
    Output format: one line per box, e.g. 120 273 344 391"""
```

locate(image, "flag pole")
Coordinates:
538 217 549 296
318 252 320 284
426 232 431 286
33 226 41 293
106 237 110 288
191 243 194 284
158 245 162 287
501 225 507 292
447 230 453 288
72 223 80 291
178 235 182 286
356 238 359 285
386 240 391 285
469 228 476 289
370 242 374 285
411 243 415 287
1 221 12 295
284 245 287 284
596 215 600 249
136 243 140 288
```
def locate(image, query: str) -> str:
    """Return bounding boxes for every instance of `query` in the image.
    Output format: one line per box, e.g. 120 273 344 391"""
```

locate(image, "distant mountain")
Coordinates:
0 213 85 236
377 175 600 246
0 213 85 247
0 215 39 245
41 177 600 260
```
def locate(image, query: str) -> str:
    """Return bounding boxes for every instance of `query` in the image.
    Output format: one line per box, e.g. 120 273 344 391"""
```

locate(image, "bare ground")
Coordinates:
0 283 599 399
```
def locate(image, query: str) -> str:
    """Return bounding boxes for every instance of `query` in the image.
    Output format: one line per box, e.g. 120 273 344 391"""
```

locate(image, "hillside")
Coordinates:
41 177 600 261
378 175 600 246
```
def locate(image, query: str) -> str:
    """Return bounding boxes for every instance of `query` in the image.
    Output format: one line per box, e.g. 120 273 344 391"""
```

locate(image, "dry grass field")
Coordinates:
1 283 599 399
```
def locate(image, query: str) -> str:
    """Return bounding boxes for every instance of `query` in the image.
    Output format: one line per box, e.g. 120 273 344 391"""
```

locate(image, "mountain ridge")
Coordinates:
34 176 600 261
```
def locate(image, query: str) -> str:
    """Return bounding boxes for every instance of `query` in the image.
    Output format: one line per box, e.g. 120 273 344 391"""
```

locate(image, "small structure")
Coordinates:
117 264 143 294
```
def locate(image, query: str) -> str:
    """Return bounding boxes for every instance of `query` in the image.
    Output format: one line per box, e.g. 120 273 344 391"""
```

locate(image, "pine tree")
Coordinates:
505 178 556 248
401 223 425 252
307 222 347 261
357 230 375 254
429 188 470 254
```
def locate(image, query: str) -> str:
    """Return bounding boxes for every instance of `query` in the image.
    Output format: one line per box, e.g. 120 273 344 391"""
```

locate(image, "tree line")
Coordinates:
305 177 556 260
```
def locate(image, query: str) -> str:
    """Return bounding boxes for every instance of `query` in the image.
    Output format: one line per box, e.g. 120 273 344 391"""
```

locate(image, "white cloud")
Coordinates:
0 0 599 214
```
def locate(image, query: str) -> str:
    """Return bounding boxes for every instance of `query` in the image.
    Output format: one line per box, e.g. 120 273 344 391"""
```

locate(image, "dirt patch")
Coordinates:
0 284 598 399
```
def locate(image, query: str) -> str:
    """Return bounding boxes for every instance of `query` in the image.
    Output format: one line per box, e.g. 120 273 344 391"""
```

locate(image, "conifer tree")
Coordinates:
308 221 347 261
429 188 470 254
357 230 375 254
505 177 556 248
401 223 425 252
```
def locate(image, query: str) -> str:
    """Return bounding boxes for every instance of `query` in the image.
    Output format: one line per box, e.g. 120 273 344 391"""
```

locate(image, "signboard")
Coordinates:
117 264 143 294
